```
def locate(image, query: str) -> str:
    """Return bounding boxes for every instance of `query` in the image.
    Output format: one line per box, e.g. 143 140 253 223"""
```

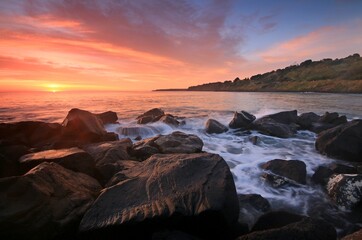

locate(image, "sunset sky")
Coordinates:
1 0 362 92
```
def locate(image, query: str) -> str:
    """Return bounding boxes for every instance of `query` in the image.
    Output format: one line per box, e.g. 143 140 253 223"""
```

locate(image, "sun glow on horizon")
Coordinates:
46 83 61 93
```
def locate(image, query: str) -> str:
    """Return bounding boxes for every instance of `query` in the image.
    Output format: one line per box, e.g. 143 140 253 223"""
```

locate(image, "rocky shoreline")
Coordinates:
0 108 361 240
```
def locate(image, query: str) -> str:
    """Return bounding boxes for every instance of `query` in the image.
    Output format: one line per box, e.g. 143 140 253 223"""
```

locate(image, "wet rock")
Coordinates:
205 119 228 134
0 162 101 240
252 118 296 138
136 108 165 124
79 153 239 239
96 111 118 124
327 174 362 210
83 139 132 166
19 147 97 177
160 114 180 126
238 194 271 228
118 125 159 137
229 111 256 129
261 159 307 184
237 217 336 240
262 110 298 125
312 166 334 186
0 121 61 148
249 136 259 145
316 120 362 162
297 112 320 129
310 112 348 133
130 136 161 160
154 131 203 154
60 108 118 146
342 228 362 240
261 173 291 188
312 164 358 186
251 211 304 232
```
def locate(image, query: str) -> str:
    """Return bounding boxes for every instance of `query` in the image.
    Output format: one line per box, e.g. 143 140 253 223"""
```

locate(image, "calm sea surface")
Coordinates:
0 91 361 122
1 91 361 233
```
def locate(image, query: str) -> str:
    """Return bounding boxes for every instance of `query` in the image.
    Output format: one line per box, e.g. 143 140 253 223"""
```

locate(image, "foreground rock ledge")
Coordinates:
79 153 239 239
0 162 101 240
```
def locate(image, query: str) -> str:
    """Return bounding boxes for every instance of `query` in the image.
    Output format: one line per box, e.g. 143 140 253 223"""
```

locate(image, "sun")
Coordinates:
47 83 60 93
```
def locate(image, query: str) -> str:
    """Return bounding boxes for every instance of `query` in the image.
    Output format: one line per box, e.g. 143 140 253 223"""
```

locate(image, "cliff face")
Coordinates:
188 54 362 93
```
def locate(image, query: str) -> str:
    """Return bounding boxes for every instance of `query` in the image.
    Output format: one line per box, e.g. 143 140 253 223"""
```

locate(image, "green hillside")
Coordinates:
188 54 362 93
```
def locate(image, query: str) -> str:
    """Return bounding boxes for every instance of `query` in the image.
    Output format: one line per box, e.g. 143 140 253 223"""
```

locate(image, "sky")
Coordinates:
0 0 362 92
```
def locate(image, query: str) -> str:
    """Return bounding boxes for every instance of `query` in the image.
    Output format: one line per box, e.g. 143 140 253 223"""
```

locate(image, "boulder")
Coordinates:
229 111 255 129
83 139 132 166
159 114 180 126
117 125 159 137
312 164 358 186
251 211 304 232
297 112 320 130
136 108 165 124
261 159 307 184
130 136 161 160
154 131 203 154
262 110 298 125
342 229 362 240
0 145 29 177
237 217 336 240
79 153 239 239
99 160 141 186
310 112 348 133
205 119 228 134
60 108 118 146
238 194 271 228
252 118 296 138
315 120 362 162
96 111 118 124
327 174 362 210
0 121 61 148
0 162 101 240
18 147 97 177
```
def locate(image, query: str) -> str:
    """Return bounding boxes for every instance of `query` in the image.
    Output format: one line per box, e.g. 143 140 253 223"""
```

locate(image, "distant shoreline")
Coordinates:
153 89 362 94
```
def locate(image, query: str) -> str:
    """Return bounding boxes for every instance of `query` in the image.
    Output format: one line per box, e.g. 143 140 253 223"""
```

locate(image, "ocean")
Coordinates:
1 90 362 232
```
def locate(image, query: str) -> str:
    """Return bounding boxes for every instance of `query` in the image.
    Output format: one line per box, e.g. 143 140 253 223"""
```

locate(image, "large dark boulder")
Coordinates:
79 153 239 239
154 131 203 154
229 111 256 129
136 108 165 124
0 162 101 240
252 118 296 138
96 111 118 125
18 147 97 177
297 112 320 130
0 121 61 148
262 110 298 125
315 120 362 162
237 217 336 240
83 139 132 166
261 159 307 185
102 160 141 187
60 108 118 146
327 174 362 210
205 119 228 134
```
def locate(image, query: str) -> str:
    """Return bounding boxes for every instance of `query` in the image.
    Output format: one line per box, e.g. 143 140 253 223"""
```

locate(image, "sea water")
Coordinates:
1 91 362 232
